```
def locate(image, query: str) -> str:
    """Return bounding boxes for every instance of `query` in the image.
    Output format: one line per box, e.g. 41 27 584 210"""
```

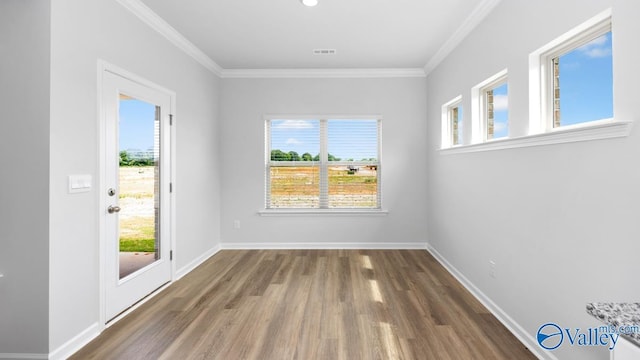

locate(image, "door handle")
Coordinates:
107 205 121 214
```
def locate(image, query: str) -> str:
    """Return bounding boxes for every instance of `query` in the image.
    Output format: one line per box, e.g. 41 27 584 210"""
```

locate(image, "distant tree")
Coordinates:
271 149 291 161
302 153 313 161
288 151 300 161
119 151 131 166
306 153 341 161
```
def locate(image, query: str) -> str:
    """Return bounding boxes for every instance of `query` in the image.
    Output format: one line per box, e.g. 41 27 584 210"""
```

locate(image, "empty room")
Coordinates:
1 0 639 359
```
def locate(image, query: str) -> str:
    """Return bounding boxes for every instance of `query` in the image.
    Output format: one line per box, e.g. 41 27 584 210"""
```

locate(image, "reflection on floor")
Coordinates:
119 252 156 278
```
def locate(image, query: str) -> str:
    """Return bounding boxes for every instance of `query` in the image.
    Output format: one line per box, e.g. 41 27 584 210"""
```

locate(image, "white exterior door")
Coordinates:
101 68 173 322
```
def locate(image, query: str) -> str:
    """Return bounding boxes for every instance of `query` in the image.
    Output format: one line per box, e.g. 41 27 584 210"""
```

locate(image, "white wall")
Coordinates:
49 0 221 354
426 0 640 359
220 77 428 247
0 0 50 355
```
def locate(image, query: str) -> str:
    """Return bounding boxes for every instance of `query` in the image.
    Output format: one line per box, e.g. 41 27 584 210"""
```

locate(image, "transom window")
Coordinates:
441 95 463 148
550 31 612 128
265 117 381 210
529 9 613 133
471 69 509 143
484 80 508 140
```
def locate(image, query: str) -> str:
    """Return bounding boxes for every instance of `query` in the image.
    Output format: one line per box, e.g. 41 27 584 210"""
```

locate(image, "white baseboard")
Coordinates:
48 322 100 360
426 244 556 360
175 244 221 280
47 246 221 360
0 354 47 359
220 242 429 250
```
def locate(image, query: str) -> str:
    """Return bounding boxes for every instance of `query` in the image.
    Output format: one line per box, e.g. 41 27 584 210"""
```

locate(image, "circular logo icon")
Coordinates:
537 323 564 350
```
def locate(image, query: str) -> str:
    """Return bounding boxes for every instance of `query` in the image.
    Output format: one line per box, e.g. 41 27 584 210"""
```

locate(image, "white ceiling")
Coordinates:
138 0 497 71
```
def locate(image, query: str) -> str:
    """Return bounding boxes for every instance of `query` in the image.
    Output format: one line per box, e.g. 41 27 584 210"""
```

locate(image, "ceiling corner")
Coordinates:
423 0 502 75
115 0 224 77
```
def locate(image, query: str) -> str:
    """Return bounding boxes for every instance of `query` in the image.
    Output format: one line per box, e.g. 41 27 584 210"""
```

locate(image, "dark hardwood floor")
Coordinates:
71 250 536 359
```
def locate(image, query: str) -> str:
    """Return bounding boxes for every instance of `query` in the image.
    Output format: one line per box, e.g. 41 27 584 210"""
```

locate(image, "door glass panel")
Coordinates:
118 94 161 279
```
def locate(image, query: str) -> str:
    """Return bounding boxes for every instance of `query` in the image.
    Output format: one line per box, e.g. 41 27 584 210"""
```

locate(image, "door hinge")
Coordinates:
170 250 173 261
169 114 173 126
169 182 173 193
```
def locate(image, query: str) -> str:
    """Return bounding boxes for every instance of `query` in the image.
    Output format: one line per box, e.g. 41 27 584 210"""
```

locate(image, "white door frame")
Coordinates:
97 60 177 328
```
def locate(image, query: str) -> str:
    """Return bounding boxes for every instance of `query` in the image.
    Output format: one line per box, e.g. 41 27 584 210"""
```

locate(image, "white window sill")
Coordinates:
440 119 633 155
258 209 389 216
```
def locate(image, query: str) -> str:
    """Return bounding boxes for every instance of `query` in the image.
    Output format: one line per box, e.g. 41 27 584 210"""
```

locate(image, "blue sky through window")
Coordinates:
557 31 613 126
270 120 320 157
270 119 378 161
119 98 156 152
492 83 508 139
328 120 377 161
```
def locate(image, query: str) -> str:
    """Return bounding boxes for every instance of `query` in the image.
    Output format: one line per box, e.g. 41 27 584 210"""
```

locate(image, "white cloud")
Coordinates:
274 120 314 129
581 34 607 48
492 94 508 112
576 34 611 58
582 47 612 58
286 138 302 145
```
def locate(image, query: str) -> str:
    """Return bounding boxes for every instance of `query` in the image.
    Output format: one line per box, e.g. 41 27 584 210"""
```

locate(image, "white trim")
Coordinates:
265 116 383 210
97 59 176 327
48 323 100 360
115 0 495 79
441 95 463 148
104 282 172 328
440 119 633 154
100 61 177 97
175 245 221 280
426 244 558 360
221 242 427 250
0 354 47 359
471 68 508 144
529 8 612 134
220 68 426 79
258 209 389 216
265 114 383 121
115 0 223 76
424 0 502 75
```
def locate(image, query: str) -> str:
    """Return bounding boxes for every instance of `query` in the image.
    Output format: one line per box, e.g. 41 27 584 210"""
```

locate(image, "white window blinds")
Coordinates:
266 118 381 209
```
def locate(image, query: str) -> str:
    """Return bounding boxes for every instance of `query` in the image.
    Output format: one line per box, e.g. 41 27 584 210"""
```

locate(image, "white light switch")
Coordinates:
69 174 92 193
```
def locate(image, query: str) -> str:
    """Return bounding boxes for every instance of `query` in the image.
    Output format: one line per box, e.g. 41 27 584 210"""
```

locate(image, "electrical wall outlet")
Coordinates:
233 220 240 229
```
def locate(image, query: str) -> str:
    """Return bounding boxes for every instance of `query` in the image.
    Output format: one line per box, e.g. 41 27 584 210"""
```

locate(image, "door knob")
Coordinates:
107 205 121 214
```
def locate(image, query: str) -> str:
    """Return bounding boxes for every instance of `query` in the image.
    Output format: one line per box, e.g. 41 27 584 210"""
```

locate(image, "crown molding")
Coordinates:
116 0 223 76
220 68 426 79
424 0 502 75
117 0 489 79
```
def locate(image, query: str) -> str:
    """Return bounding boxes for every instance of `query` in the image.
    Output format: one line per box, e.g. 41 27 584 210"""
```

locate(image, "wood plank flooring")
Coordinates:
71 250 536 359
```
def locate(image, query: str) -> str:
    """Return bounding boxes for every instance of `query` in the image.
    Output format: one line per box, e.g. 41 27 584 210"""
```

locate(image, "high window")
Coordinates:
441 96 463 148
472 69 509 143
265 117 381 210
530 10 612 133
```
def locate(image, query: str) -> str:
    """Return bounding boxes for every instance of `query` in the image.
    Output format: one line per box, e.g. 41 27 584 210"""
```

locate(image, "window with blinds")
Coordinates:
266 118 381 210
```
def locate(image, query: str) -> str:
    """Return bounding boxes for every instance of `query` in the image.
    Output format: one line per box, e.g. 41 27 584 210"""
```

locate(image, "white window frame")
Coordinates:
471 69 508 144
261 115 387 216
529 8 613 134
441 95 463 148
440 8 632 155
